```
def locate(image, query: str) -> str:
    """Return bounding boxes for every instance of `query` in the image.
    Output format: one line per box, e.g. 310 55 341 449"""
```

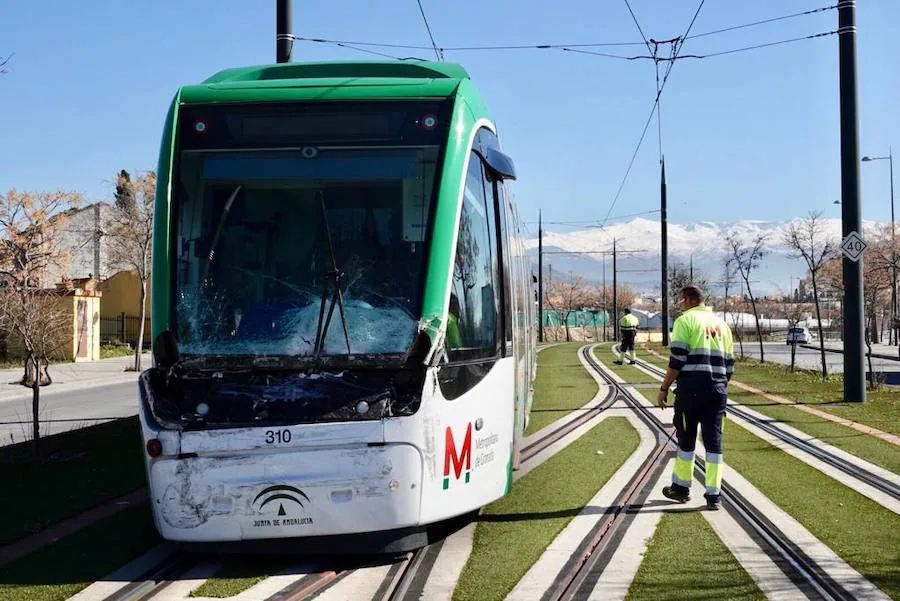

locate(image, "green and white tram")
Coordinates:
139 60 536 552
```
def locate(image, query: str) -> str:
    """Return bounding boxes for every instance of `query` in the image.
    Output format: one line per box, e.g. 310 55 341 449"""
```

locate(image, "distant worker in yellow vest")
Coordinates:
614 309 640 365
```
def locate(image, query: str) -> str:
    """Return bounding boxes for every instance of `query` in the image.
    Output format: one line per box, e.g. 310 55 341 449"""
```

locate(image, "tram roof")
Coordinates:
178 60 471 104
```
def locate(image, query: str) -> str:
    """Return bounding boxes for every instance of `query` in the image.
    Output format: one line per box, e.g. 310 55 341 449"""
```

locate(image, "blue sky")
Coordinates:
1 1 897 232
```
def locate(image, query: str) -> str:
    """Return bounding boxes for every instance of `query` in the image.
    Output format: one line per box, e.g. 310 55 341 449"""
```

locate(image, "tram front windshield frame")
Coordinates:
170 101 450 366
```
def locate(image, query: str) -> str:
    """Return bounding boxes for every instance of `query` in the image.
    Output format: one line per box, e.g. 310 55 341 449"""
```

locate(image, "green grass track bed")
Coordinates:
727 421 900 599
191 557 294 598
453 416 639 601
626 512 765 601
527 343 599 435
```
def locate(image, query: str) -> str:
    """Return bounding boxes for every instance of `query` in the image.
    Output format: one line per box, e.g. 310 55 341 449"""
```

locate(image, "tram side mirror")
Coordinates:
153 329 180 368
477 147 517 181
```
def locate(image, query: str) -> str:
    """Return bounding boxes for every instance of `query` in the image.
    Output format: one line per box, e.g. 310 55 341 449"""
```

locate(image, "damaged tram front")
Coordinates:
139 61 534 552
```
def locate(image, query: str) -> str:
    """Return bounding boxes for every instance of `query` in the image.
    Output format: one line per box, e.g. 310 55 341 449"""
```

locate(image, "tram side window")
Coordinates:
446 152 499 361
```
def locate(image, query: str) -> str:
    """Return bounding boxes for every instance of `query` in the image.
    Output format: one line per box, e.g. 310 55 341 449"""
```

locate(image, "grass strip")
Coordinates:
527 343 598 435
725 423 900 600
625 511 765 601
191 557 294 598
644 342 900 437
639 343 900 474
728 388 900 474
0 417 146 546
0 504 160 601
453 416 639 601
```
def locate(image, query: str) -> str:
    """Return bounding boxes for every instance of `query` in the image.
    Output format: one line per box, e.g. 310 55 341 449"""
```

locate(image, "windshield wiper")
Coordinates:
202 184 243 284
313 193 352 362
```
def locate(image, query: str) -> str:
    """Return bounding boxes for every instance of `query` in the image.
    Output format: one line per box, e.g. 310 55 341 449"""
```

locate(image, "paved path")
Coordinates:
737 342 900 375
0 353 149 446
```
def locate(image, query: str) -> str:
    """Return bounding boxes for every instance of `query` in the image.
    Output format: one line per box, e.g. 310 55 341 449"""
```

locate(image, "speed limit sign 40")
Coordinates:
840 231 868 262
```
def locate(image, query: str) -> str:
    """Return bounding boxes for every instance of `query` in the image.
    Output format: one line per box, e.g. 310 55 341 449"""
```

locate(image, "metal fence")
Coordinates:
100 313 151 349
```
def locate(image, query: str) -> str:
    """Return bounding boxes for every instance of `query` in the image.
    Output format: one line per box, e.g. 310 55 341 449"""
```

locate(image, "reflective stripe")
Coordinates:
677 449 694 462
683 348 731 359
705 452 723 493
681 364 728 375
673 475 692 488
671 341 690 352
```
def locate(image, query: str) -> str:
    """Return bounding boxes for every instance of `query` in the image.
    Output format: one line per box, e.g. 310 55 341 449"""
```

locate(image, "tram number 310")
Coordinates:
265 429 292 444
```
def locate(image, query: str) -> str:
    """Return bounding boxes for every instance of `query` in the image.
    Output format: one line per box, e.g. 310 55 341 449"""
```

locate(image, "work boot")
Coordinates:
704 493 721 511
662 484 690 503
614 360 623 365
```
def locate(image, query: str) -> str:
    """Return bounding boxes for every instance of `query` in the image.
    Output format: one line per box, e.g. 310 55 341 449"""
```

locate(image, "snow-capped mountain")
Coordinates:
526 217 880 295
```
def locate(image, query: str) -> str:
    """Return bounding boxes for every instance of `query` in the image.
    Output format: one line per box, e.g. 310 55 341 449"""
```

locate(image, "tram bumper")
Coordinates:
147 443 422 543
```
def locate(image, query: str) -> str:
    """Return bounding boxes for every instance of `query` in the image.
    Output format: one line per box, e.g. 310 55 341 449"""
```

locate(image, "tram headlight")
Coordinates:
356 400 370 415
146 438 163 458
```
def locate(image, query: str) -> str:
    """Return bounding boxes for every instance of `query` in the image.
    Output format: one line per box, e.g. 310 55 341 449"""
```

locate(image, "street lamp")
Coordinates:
862 149 895 347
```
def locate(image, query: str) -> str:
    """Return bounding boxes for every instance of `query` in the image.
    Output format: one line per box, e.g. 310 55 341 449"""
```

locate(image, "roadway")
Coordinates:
737 341 900 378
0 380 139 447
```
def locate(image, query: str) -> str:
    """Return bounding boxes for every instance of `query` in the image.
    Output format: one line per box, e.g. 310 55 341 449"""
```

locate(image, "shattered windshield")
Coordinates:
173 142 440 360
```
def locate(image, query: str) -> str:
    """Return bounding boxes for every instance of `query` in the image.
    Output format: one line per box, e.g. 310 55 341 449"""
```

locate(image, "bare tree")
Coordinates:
0 53 12 76
545 273 593 342
727 232 768 362
106 170 155 371
782 212 836 379
0 189 82 452
667 261 709 316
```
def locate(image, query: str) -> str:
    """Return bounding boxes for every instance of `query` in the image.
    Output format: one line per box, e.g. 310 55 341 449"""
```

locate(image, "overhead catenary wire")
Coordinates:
684 4 838 41
334 42 408 60
292 3 838 56
598 0 706 229
672 30 839 61
415 0 442 61
623 0 654 55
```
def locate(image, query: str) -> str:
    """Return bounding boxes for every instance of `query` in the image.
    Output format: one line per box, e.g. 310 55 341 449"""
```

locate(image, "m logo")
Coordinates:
253 484 310 517
705 324 721 339
443 423 473 490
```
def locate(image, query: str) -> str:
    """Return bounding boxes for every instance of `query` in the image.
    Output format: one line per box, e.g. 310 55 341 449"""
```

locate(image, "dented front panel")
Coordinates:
147 443 421 541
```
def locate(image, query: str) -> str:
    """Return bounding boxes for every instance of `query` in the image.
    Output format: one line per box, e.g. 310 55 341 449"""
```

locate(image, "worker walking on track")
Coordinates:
656 285 734 510
614 308 640 365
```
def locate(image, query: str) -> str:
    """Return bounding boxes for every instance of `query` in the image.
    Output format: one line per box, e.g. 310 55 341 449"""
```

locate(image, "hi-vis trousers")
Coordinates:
614 331 637 362
671 384 727 497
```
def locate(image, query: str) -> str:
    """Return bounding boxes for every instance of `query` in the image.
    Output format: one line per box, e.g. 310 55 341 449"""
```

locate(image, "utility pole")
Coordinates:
689 254 693 281
661 157 670 346
276 0 293 63
613 238 619 341
862 149 895 349
602 257 608 341
838 0 865 401
538 211 544 342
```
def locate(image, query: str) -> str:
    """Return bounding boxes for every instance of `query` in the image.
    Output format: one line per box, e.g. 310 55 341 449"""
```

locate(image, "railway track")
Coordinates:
92 345 623 601
582 346 865 601
631 356 900 504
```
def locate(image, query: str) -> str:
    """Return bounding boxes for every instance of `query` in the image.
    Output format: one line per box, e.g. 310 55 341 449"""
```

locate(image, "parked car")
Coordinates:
787 326 811 345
